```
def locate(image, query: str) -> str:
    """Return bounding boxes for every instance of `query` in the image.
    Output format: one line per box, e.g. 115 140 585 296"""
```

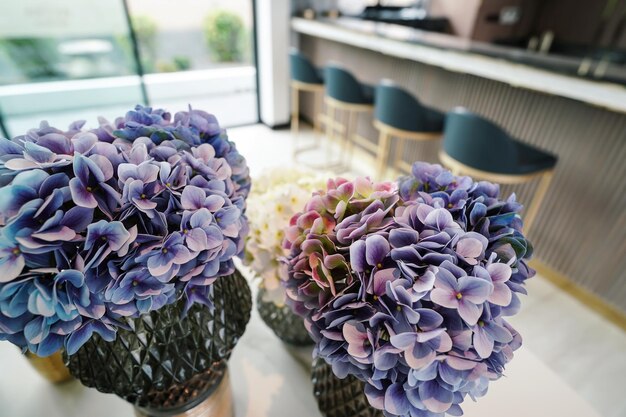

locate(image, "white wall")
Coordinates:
256 0 291 127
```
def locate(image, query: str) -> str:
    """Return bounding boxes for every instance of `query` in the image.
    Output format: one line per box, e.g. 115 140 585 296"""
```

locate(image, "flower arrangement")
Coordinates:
283 162 534 417
245 168 329 306
0 105 250 357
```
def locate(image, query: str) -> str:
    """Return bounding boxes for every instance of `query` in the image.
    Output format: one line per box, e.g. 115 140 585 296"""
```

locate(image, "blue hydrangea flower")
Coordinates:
138 232 193 280
69 154 119 217
180 208 224 252
105 268 175 314
430 261 494 325
0 107 250 357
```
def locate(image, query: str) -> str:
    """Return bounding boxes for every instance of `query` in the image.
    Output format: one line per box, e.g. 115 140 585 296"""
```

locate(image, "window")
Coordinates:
0 0 258 138
0 0 137 85
126 0 255 74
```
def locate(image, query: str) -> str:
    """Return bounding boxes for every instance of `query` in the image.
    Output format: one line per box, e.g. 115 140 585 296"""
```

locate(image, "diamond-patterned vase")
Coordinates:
312 358 383 417
65 271 252 416
256 287 313 346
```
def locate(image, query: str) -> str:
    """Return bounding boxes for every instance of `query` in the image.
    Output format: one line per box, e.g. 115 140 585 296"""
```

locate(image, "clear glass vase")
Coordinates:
65 271 252 416
256 287 313 346
311 358 384 417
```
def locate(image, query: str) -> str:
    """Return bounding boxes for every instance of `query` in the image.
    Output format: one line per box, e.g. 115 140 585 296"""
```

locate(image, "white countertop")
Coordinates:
292 17 626 114
0 270 602 417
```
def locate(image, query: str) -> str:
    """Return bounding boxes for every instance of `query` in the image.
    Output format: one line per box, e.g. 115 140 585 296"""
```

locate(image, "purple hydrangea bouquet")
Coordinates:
283 162 534 417
0 106 252 414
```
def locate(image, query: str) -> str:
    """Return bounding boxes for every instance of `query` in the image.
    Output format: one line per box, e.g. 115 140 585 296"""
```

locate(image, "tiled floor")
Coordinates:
511 278 626 417
230 123 626 417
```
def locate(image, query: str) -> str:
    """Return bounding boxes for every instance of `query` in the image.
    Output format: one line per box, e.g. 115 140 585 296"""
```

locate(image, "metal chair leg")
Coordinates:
524 170 554 233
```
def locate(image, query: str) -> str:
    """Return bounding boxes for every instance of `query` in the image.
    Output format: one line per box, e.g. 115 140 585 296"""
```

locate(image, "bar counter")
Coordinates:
293 17 626 112
292 17 626 315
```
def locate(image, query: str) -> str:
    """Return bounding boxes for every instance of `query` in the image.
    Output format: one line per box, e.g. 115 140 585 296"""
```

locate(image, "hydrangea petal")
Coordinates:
430 288 458 309
181 185 206 210
457 299 482 325
69 178 97 208
0 256 25 283
347 240 366 273
490 283 513 306
365 234 390 266
390 332 415 350
419 380 453 413
487 262 512 283
186 229 208 252
458 277 493 303
406 341 436 369
384 383 410 416
65 320 116 355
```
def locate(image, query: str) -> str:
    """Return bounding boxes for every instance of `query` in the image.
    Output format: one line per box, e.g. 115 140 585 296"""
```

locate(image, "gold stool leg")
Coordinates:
325 98 336 166
340 109 349 167
524 170 554 233
345 109 357 169
291 84 300 162
393 137 407 177
313 90 322 140
291 85 299 138
376 129 391 179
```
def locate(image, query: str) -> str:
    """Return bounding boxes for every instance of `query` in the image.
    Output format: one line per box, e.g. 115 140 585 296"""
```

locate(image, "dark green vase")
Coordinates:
312 358 383 417
66 271 252 416
256 287 313 346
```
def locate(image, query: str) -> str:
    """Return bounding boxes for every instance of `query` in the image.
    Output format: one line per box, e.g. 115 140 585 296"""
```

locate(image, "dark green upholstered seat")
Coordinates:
290 50 324 85
324 65 374 105
374 82 444 133
443 108 557 175
361 84 375 103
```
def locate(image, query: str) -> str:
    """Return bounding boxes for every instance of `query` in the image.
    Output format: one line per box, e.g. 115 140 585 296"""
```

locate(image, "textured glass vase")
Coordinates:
312 358 384 417
66 271 252 416
256 287 313 346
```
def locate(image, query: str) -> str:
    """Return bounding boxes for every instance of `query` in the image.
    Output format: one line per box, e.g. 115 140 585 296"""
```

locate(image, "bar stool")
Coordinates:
290 50 324 154
373 81 444 178
323 65 374 167
439 108 557 232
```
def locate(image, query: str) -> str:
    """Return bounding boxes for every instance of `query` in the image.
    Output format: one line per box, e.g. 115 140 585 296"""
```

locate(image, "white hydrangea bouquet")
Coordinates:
245 167 330 306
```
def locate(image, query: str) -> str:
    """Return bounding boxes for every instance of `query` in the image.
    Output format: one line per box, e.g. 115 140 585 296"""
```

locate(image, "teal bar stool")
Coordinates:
373 81 444 178
290 50 324 146
440 107 557 232
322 65 374 167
